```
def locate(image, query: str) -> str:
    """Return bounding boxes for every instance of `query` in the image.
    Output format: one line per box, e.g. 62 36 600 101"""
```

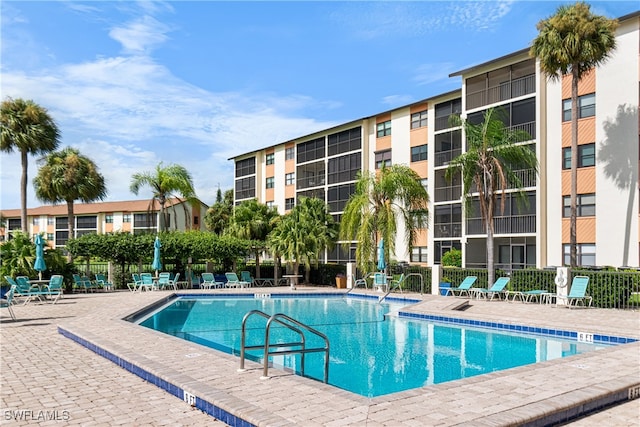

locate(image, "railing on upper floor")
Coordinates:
466 74 536 110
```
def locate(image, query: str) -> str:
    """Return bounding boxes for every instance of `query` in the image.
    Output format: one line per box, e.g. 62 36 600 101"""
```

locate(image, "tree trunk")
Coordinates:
67 200 75 263
570 71 579 268
486 219 494 288
159 201 166 232
255 248 261 278
20 150 28 232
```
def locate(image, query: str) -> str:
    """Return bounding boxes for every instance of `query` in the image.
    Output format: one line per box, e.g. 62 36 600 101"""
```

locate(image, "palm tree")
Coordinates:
204 189 234 235
446 108 538 286
1 98 60 232
531 2 618 267
340 164 429 275
130 163 196 232
226 199 279 278
33 147 107 261
268 197 337 284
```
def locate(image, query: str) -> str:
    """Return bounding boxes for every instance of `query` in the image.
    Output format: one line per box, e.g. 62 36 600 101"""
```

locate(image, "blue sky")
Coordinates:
1 1 637 210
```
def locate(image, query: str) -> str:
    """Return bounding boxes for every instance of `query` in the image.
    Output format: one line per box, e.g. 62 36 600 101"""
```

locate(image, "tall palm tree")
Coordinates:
446 108 538 286
531 2 618 267
340 164 429 275
1 98 60 232
226 199 279 278
268 197 337 284
130 163 196 232
33 147 107 261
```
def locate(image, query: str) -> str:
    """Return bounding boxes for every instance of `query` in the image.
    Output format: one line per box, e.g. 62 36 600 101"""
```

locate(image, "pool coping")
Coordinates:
57 288 640 426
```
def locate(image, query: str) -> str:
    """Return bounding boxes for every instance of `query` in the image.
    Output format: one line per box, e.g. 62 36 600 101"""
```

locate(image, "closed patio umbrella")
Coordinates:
34 234 47 280
377 238 386 272
152 236 162 276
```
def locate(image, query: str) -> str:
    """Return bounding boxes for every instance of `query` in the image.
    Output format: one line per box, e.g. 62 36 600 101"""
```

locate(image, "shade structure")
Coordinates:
152 236 162 273
377 238 386 271
34 234 47 279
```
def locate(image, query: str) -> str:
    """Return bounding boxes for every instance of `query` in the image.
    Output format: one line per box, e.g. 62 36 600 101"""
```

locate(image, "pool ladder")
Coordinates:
238 310 330 383
378 273 425 303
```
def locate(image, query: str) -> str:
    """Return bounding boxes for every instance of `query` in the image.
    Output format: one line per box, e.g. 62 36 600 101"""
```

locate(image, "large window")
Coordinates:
468 99 536 140
563 143 595 169
265 153 274 165
563 93 595 121
327 127 361 156
411 144 428 162
434 130 461 167
375 150 391 169
411 110 428 129
434 98 462 131
563 243 595 266
285 172 295 186
297 137 325 163
297 161 325 189
327 183 355 212
434 204 462 238
327 153 360 184
266 177 274 189
235 176 255 200
563 193 595 217
235 157 255 178
376 120 391 137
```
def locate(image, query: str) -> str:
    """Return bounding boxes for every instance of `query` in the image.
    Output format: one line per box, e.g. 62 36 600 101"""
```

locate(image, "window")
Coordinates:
327 183 356 212
297 161 325 189
266 177 275 189
297 137 325 163
434 98 462 131
105 214 113 224
285 147 295 160
266 153 274 165
563 243 595 266
327 127 361 156
285 198 295 210
285 173 295 186
76 216 97 229
47 217 54 225
134 213 157 228
235 176 255 200
419 178 428 192
32 217 39 226
376 120 391 137
235 157 256 177
411 110 428 129
193 216 199 225
563 93 595 121
123 214 131 223
411 247 428 263
47 233 54 241
411 144 428 162
563 143 595 169
266 201 274 208
563 193 595 217
375 150 391 169
327 153 361 184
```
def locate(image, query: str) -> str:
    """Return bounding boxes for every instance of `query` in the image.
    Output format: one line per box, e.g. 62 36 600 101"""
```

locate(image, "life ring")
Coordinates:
555 269 568 288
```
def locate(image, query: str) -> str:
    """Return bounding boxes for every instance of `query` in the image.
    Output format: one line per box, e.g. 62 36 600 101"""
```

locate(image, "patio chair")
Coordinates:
73 274 93 293
5 276 35 304
199 272 222 289
1 285 17 320
472 277 511 300
225 272 250 289
138 273 156 292
444 276 478 297
128 273 143 292
240 271 255 287
95 273 114 291
156 272 172 290
42 275 64 304
555 276 593 307
168 272 180 290
373 272 388 292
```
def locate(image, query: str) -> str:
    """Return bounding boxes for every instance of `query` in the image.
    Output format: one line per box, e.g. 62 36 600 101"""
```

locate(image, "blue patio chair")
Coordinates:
95 273 114 291
201 273 223 289
1 285 17 320
472 277 511 300
373 272 388 292
225 272 250 289
444 276 478 297
556 276 592 307
240 271 255 287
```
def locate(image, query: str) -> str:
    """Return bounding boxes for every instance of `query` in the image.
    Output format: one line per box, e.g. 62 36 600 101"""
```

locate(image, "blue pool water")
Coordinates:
137 295 608 397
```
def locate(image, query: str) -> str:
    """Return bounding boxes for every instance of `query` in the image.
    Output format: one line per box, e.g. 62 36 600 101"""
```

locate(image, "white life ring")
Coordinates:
555 270 568 288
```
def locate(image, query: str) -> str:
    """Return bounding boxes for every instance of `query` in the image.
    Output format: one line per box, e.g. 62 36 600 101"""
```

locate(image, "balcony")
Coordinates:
466 74 535 110
466 214 536 235
434 185 462 202
434 149 462 167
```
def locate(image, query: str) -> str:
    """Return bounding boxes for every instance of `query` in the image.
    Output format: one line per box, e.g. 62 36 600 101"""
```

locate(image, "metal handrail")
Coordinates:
238 310 330 383
347 272 375 294
379 273 425 302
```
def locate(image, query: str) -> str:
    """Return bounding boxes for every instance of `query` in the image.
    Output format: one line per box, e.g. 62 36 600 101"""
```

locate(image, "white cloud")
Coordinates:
413 62 457 86
381 94 414 107
109 15 172 54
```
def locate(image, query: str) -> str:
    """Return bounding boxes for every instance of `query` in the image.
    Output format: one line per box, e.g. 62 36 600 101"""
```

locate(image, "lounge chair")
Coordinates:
73 274 94 293
156 272 172 290
554 276 593 307
354 272 375 289
240 271 255 287
6 276 35 304
138 273 156 292
168 272 180 290
373 272 388 292
1 285 17 320
95 273 114 291
444 276 478 297
225 272 250 288
201 273 223 289
42 275 64 304
128 273 143 292
472 277 511 300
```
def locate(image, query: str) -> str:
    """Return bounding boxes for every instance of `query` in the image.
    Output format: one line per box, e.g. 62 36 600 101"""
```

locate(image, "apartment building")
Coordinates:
0 198 209 247
232 11 639 270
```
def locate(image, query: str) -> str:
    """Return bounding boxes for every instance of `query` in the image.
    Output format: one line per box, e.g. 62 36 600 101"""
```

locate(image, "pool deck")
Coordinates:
1 287 638 426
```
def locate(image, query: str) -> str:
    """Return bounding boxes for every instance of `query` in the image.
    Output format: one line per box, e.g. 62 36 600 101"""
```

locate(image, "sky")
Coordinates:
1 0 637 210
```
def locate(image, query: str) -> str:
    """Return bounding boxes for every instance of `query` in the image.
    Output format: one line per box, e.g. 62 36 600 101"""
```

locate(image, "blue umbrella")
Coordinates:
34 234 47 279
152 236 162 274
377 238 386 272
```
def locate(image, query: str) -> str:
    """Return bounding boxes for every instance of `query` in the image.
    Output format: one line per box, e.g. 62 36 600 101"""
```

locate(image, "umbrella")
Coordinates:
34 234 47 280
377 238 386 272
152 236 162 275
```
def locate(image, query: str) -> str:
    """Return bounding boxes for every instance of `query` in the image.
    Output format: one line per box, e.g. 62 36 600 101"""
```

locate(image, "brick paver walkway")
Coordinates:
1 289 639 426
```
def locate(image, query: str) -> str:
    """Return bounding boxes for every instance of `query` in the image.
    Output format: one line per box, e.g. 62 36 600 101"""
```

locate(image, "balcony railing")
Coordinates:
466 214 536 235
434 114 460 131
434 149 462 167
434 223 462 238
509 121 536 141
434 185 462 202
466 74 536 110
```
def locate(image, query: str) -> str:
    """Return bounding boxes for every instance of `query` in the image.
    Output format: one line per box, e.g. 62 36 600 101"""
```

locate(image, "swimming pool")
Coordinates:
136 294 609 397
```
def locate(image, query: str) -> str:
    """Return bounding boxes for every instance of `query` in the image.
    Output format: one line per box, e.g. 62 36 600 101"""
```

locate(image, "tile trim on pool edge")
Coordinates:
57 326 256 427
398 312 639 345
